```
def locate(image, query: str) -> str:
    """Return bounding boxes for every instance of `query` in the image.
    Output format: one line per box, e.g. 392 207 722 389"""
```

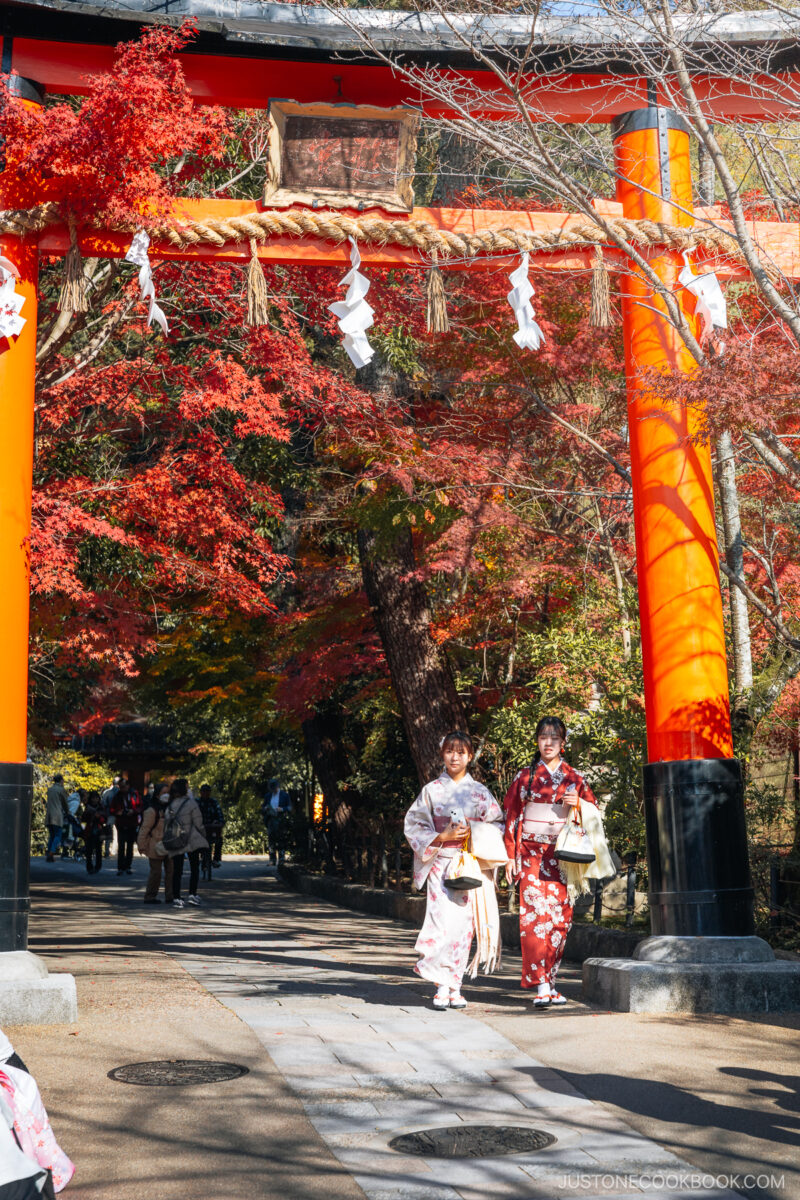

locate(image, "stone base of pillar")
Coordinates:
0 951 77 1025
582 935 800 1013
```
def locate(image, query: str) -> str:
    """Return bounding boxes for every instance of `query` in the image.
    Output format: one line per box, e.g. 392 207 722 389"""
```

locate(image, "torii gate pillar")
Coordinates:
0 76 77 1023
611 107 754 940
581 108 800 1013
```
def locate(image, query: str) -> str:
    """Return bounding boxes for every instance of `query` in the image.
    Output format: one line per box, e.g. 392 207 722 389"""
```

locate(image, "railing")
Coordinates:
759 850 800 934
296 824 523 907
299 825 428 892
295 823 651 929
291 825 798 941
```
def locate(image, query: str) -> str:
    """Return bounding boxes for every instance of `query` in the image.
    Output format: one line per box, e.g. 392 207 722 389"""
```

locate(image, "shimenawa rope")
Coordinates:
0 202 751 270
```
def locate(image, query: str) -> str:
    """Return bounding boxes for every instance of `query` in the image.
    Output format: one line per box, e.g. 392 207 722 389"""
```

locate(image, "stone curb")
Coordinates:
278 865 645 962
0 975 78 1025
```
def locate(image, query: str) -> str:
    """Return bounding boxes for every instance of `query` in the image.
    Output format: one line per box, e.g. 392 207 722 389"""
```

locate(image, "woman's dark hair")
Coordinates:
441 730 474 755
170 778 188 799
535 716 567 742
532 716 567 763
85 791 101 805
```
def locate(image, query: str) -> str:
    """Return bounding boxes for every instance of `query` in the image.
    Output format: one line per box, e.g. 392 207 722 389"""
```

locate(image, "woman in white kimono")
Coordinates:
404 731 505 1010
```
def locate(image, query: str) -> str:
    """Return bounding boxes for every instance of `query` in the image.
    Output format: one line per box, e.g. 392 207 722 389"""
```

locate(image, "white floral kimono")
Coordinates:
0 1064 74 1193
404 772 504 989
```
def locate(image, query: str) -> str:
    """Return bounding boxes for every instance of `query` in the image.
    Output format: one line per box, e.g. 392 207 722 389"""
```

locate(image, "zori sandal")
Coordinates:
548 990 567 1006
532 994 551 1009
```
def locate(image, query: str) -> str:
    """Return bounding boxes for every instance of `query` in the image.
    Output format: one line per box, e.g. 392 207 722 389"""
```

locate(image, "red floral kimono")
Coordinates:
503 759 598 989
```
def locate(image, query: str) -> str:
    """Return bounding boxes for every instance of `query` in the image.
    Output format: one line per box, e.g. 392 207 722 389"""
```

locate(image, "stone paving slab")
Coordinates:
117 883 749 1200
30 859 795 1200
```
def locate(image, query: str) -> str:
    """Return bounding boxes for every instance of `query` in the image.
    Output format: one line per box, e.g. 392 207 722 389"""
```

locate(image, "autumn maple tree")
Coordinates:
6 21 800 936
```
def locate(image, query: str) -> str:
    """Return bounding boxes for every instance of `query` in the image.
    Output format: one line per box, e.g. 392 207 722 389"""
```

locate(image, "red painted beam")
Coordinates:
11 38 800 122
30 200 800 279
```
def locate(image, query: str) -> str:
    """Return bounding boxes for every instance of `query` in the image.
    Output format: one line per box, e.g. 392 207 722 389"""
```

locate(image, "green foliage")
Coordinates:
463 590 648 861
186 739 309 853
746 779 788 841
370 327 424 378
339 682 418 830
31 748 113 853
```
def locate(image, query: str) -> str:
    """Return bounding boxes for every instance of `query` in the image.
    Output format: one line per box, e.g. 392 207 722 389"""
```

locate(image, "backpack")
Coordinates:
161 798 191 854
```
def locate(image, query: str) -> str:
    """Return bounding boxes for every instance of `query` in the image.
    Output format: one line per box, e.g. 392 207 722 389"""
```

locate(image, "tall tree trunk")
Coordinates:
697 138 716 207
301 711 352 830
594 499 632 661
358 525 466 783
608 545 632 662
699 143 754 726
715 431 753 721
789 739 800 915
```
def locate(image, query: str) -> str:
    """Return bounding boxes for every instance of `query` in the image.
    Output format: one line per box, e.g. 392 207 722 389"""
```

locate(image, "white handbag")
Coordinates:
468 820 507 869
555 811 596 864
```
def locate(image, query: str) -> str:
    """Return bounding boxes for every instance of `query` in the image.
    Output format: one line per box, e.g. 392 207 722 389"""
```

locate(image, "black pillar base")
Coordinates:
0 761 33 952
643 758 754 937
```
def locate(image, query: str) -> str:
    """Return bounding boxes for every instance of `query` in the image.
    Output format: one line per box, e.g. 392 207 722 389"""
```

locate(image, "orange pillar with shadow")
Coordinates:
0 74 43 951
612 108 753 936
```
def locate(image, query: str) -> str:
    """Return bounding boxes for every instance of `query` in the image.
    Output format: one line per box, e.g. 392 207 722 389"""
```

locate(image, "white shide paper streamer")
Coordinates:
329 237 375 369
507 252 546 352
124 230 169 335
0 255 26 340
678 253 727 342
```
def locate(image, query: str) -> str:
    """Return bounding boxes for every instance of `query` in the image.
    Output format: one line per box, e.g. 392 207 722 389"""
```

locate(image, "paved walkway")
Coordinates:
12 858 800 1200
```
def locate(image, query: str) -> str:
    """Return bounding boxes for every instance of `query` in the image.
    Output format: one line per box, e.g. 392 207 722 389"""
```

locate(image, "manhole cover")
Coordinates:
108 1060 249 1087
389 1125 557 1158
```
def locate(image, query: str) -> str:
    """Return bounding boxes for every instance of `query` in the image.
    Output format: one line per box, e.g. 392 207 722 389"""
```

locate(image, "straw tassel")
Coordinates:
590 245 613 328
426 248 450 334
58 216 89 313
246 238 270 326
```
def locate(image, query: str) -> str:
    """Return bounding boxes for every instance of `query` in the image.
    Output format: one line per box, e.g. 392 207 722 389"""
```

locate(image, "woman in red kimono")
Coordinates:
503 715 599 1009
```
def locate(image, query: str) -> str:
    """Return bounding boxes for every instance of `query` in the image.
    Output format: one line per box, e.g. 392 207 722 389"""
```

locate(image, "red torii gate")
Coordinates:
3 2 800 977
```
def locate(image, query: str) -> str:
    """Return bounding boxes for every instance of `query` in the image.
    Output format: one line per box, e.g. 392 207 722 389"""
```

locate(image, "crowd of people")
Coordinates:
42 774 227 909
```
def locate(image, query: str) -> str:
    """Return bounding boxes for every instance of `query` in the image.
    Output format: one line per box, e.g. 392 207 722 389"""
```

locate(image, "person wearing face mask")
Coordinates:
137 783 173 905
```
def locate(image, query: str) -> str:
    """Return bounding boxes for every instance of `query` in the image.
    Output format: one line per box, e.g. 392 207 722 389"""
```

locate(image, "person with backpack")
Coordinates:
137 784 173 904
80 791 106 875
59 786 85 861
44 775 69 862
162 780 207 909
109 779 142 876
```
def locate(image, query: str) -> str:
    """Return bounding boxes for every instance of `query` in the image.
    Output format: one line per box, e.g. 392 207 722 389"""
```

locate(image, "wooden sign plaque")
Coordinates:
265 100 418 213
